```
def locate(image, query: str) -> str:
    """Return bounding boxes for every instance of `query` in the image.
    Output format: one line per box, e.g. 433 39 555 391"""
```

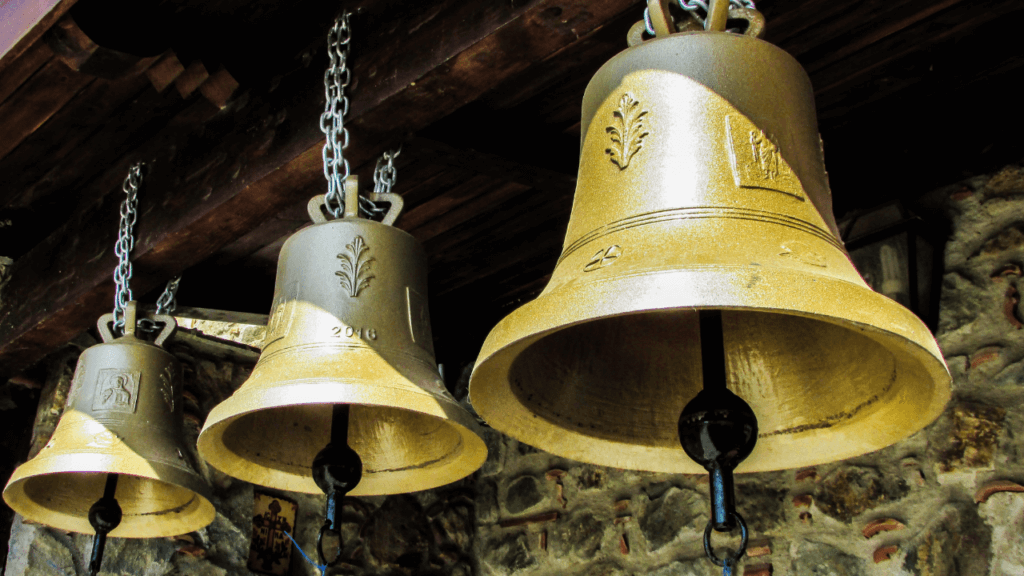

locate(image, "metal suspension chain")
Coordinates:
644 0 756 36
321 13 353 218
112 163 143 334
373 147 401 196
319 13 391 219
154 275 181 315
137 275 181 334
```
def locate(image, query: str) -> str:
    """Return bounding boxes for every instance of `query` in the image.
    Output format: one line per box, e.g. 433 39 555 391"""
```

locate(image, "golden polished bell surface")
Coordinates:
3 304 215 537
198 187 487 496
469 30 951 474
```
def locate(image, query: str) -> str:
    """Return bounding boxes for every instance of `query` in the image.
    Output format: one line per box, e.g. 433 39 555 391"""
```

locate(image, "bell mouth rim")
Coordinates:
198 379 488 496
3 453 215 538
469 264 951 473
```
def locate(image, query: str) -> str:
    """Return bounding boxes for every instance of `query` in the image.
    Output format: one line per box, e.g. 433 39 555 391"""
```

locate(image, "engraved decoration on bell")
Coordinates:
336 236 375 297
780 241 828 268
725 115 804 200
331 325 378 340
584 245 623 272
66 365 84 408
86 428 121 450
406 287 432 347
93 369 140 414
605 93 649 170
159 365 175 412
265 297 288 344
265 282 299 347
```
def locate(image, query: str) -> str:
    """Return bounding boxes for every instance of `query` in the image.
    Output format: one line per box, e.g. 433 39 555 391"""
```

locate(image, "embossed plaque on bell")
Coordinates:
248 491 298 575
470 29 952 474
199 178 487 495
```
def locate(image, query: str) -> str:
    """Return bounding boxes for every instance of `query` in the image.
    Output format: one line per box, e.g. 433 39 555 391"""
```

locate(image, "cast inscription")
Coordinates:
331 326 378 340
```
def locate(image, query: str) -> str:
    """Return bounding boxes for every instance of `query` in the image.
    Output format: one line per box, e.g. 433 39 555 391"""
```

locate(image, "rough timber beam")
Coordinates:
0 0 642 378
0 0 75 75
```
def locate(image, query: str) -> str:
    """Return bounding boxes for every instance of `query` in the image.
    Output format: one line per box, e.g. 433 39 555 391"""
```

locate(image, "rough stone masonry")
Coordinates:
5 162 1024 575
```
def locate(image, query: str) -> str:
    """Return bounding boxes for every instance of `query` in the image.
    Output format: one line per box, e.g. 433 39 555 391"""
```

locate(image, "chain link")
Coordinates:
321 13 353 218
319 13 392 219
373 147 402 196
155 276 181 315
644 0 756 35
137 275 181 334
112 163 143 334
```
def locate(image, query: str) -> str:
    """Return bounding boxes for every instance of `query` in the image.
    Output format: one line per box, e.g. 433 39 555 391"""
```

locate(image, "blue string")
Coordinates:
283 530 327 575
45 558 70 575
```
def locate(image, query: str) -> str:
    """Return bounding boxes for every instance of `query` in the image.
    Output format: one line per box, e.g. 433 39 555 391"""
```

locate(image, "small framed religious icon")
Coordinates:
248 491 299 575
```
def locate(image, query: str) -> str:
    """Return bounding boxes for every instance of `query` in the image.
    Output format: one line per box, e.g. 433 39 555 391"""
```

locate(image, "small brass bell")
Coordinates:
469 4 951 474
198 178 487 496
4 302 214 540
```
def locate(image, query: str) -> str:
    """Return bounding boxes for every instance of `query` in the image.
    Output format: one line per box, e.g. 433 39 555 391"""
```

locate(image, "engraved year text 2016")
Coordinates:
331 326 378 340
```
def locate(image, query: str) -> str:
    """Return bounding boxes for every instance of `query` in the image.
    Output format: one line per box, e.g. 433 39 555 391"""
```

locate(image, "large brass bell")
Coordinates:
469 11 951 474
4 302 215 537
198 179 487 495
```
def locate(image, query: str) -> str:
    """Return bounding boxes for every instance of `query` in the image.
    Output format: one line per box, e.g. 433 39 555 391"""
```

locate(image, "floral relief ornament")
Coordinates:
159 365 175 412
605 93 650 170
336 236 375 297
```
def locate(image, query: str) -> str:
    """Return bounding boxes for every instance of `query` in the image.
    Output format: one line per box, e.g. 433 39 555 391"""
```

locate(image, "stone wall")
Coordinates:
5 162 1024 575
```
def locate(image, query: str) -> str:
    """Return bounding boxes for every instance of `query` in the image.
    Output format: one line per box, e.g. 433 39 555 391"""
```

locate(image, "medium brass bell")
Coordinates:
4 302 215 537
198 179 487 496
469 14 951 474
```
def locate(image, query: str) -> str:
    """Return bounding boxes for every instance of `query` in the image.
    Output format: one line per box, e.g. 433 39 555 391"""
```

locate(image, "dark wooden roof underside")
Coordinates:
1 0 1023 374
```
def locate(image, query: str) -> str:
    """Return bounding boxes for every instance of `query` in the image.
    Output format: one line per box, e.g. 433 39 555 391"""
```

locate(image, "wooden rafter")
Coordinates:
0 0 640 378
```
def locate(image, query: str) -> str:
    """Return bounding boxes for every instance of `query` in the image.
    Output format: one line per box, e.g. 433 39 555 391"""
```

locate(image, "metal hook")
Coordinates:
316 519 343 568
703 512 748 569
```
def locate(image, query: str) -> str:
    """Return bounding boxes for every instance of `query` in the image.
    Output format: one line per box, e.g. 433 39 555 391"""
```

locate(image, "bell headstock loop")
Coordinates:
629 0 764 46
97 301 176 346
647 0 675 38
367 192 404 226
144 314 177 347
727 8 765 38
307 175 404 226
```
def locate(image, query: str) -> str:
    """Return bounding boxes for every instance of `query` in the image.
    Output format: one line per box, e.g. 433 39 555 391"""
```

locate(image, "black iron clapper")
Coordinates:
678 310 758 576
312 404 363 569
87 473 122 576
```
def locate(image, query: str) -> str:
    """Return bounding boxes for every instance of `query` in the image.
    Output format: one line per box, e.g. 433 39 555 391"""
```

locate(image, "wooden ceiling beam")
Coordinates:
0 0 75 76
809 0 1023 99
0 0 640 378
215 137 576 271
409 137 577 196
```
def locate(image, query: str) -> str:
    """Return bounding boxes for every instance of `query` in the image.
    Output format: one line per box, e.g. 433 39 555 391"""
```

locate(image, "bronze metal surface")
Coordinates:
198 182 487 495
4 303 215 537
469 30 951 473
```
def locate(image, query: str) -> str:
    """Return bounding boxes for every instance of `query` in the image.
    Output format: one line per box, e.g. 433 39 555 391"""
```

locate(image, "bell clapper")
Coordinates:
678 310 758 575
311 404 363 568
87 473 123 576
